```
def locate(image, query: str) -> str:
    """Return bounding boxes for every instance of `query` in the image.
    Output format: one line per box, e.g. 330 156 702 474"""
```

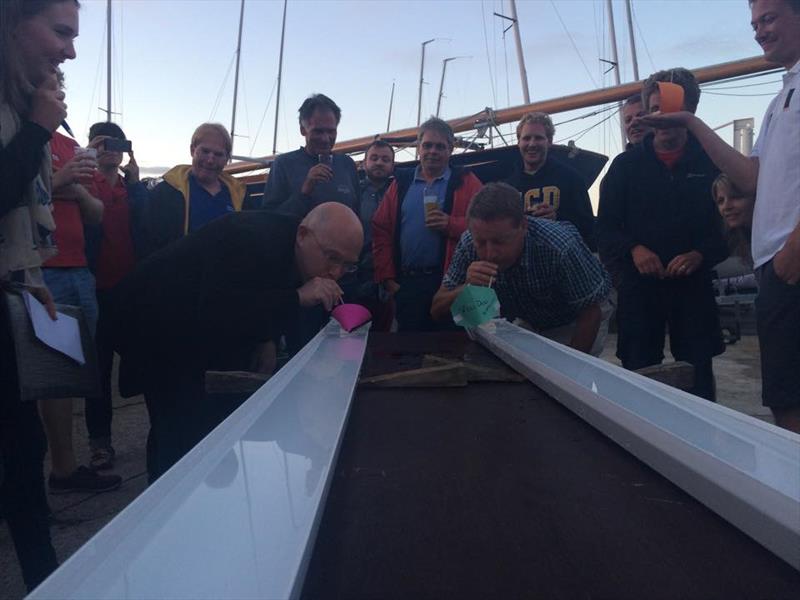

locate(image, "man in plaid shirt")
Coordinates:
432 183 611 355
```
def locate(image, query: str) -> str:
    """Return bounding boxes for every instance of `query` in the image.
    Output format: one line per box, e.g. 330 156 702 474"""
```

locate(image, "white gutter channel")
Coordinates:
27 318 799 598
475 320 800 570
29 322 370 600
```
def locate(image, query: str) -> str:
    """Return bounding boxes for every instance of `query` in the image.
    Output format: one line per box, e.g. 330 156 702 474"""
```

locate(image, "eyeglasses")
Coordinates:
308 230 358 273
421 141 450 152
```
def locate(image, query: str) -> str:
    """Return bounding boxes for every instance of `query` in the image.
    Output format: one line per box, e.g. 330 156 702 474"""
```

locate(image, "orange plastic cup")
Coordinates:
657 81 685 113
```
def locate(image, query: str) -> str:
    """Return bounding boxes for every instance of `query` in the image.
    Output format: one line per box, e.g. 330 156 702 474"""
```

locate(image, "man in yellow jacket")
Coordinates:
141 122 246 256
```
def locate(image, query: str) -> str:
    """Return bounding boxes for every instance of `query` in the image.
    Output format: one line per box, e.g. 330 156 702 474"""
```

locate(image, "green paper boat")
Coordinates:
451 284 501 328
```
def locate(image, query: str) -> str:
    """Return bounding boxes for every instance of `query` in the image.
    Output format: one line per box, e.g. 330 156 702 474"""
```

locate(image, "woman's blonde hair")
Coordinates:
712 173 754 266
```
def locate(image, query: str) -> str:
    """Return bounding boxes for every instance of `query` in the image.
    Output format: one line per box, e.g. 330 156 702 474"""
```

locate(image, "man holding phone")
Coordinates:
83 121 148 471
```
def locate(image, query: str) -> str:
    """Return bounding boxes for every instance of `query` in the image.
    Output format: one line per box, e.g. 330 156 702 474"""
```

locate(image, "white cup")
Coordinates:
74 147 97 160
73 147 98 184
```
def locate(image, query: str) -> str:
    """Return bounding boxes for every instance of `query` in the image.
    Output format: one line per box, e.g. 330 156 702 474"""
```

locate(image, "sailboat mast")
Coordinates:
386 81 395 132
605 0 626 148
436 59 449 118
106 0 112 121
272 0 288 154
230 0 246 149
508 0 530 104
436 57 469 118
417 39 435 127
624 0 640 81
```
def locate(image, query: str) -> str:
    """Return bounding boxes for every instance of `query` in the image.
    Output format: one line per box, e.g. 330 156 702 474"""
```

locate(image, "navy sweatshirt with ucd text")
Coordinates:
503 156 597 251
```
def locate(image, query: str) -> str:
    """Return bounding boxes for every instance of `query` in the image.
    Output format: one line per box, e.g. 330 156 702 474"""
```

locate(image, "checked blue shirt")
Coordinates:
443 217 611 331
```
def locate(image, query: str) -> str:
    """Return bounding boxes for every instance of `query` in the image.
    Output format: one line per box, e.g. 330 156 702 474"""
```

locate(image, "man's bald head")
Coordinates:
303 202 363 243
295 202 363 281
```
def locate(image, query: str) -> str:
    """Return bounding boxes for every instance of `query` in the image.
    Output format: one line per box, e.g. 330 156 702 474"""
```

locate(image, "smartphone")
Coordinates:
104 138 132 153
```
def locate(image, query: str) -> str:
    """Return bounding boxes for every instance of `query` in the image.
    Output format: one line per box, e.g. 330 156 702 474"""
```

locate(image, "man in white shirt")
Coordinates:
639 0 800 432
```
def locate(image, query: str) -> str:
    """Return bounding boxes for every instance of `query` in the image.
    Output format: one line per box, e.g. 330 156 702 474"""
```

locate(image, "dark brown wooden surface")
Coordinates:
301 333 800 599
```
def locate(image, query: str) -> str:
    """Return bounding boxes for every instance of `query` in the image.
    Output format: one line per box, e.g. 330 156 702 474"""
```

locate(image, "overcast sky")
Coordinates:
60 0 779 182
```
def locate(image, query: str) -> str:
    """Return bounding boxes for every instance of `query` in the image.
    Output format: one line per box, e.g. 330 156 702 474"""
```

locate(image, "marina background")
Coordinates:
61 0 779 201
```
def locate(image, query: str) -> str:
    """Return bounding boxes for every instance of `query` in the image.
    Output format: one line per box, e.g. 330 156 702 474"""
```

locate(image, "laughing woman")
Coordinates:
0 0 80 590
712 173 755 269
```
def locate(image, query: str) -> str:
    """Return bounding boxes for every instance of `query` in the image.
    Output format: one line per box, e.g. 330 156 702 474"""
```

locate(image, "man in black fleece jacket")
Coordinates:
597 68 728 401
260 93 360 218
110 203 362 482
504 111 596 250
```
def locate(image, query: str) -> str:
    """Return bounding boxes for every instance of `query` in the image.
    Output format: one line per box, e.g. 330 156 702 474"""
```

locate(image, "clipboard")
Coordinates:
2 288 101 402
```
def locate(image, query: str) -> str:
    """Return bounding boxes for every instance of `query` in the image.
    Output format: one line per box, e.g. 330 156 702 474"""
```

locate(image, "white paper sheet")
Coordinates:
23 291 85 365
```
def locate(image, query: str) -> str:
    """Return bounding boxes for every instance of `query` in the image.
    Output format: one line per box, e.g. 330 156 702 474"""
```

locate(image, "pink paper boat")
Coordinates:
331 303 372 332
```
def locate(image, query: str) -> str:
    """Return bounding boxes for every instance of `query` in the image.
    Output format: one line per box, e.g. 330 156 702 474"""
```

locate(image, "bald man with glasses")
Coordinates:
108 203 362 482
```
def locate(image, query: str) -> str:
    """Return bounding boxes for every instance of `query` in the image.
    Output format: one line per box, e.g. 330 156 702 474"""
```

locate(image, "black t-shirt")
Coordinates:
504 156 596 251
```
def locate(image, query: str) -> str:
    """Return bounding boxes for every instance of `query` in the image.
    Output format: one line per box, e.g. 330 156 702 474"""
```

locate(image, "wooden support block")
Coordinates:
462 362 526 383
634 361 695 392
422 354 525 383
359 364 468 388
422 354 456 367
205 370 271 394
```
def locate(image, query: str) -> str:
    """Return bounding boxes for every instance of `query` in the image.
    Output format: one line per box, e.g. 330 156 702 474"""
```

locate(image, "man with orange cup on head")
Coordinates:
597 68 729 402
636 0 800 433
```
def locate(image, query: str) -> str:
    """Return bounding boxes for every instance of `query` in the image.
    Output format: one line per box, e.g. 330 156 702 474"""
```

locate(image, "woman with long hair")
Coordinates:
712 173 755 268
1 0 80 590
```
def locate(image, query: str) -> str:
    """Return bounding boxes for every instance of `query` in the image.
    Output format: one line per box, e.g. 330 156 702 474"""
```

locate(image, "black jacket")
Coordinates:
110 212 301 391
504 156 597 251
0 120 51 219
597 133 728 281
139 179 185 257
139 166 247 258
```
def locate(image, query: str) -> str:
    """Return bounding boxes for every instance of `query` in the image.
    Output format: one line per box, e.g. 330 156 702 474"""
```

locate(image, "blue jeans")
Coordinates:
42 268 98 337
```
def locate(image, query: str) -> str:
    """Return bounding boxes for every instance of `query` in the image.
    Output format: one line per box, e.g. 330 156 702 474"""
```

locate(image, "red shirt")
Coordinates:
655 147 685 171
45 133 87 268
89 172 136 290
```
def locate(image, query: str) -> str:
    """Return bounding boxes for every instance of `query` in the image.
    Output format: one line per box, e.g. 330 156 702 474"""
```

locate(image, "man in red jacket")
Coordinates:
372 117 482 331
